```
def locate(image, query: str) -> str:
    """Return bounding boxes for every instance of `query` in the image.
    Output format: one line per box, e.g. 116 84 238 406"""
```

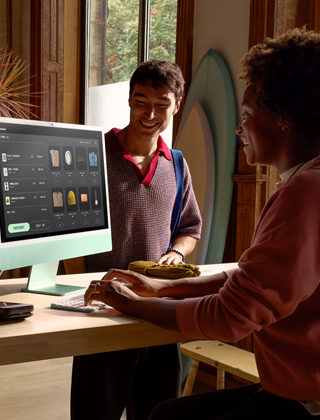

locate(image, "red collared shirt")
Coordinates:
105 128 172 185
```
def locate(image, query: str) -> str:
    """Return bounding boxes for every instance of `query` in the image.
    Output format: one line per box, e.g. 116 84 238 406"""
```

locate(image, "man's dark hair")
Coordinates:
130 60 185 103
239 27 320 143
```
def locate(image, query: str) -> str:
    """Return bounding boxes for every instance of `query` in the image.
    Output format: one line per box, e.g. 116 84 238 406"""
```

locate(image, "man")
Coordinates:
71 59 202 420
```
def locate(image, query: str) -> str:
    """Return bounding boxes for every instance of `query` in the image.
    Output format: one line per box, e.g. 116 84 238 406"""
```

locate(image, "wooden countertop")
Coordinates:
0 263 237 366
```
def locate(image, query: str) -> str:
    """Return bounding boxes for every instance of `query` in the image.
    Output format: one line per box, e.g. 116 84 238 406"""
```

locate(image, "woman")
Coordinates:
85 27 320 419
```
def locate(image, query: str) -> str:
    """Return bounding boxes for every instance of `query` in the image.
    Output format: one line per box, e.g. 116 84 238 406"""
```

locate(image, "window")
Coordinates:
87 0 178 146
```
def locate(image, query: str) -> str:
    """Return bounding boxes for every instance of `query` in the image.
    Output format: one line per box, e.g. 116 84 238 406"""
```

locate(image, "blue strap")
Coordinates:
169 149 184 250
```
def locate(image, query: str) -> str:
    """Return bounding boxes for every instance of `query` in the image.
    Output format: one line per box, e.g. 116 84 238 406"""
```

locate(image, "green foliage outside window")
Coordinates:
106 0 177 84
149 0 177 62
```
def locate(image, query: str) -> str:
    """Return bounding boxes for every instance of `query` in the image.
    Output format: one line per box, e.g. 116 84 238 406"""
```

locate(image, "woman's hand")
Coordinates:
101 269 163 297
85 278 181 332
85 279 141 316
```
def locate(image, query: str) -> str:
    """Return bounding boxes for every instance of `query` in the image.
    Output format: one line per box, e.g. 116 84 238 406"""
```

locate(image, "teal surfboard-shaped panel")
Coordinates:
174 98 215 265
182 49 236 264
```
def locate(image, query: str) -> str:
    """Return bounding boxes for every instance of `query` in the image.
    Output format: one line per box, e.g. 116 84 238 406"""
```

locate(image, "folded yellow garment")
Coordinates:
128 260 201 279
68 191 76 205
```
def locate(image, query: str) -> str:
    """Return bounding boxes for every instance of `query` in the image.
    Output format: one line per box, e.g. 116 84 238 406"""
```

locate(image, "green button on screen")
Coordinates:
8 223 30 233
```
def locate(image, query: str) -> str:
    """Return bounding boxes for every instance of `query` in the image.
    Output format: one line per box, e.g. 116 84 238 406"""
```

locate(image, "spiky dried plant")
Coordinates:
0 47 41 119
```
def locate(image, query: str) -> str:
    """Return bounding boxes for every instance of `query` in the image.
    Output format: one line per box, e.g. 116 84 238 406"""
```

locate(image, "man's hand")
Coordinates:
157 251 184 265
157 236 197 265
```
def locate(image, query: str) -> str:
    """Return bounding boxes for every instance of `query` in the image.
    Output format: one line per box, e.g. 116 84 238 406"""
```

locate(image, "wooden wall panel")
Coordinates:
308 0 320 31
49 72 57 121
173 0 195 142
63 0 81 124
30 0 64 122
50 0 58 62
232 173 266 261
40 0 65 122
5 0 11 48
30 0 42 118
249 0 275 47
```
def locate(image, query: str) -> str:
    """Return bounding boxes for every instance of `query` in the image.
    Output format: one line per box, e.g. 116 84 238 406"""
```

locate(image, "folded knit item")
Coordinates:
128 260 201 279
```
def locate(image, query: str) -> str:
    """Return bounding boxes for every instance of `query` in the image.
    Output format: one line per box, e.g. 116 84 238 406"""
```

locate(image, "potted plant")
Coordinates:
0 47 40 119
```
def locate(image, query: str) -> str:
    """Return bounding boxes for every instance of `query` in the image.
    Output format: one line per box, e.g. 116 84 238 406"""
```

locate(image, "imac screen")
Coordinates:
0 118 112 295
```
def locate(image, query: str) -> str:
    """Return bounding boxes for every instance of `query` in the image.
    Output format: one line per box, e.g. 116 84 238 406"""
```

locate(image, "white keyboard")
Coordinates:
51 295 109 313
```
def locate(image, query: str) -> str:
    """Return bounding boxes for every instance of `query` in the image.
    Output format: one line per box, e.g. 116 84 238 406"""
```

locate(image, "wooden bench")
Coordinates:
180 340 260 396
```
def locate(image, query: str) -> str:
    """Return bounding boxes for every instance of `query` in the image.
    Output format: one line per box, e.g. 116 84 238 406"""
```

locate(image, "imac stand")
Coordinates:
21 261 87 296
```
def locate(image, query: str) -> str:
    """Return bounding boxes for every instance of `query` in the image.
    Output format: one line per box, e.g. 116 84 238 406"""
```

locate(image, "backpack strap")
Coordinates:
169 149 184 250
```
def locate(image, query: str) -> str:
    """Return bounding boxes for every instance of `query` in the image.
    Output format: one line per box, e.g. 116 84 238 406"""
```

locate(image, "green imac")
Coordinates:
0 117 112 295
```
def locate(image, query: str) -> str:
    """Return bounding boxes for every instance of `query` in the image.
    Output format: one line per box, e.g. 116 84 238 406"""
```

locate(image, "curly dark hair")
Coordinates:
239 27 320 143
129 60 185 103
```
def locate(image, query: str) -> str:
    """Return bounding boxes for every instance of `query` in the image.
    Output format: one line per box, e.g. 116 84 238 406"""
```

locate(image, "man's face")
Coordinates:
128 82 180 140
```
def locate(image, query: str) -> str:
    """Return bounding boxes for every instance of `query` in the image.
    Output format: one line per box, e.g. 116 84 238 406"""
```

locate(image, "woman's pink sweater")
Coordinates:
177 156 320 401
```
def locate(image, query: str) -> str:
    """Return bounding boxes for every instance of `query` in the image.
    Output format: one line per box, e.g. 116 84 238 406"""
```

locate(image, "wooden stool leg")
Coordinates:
216 368 225 390
182 359 200 396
